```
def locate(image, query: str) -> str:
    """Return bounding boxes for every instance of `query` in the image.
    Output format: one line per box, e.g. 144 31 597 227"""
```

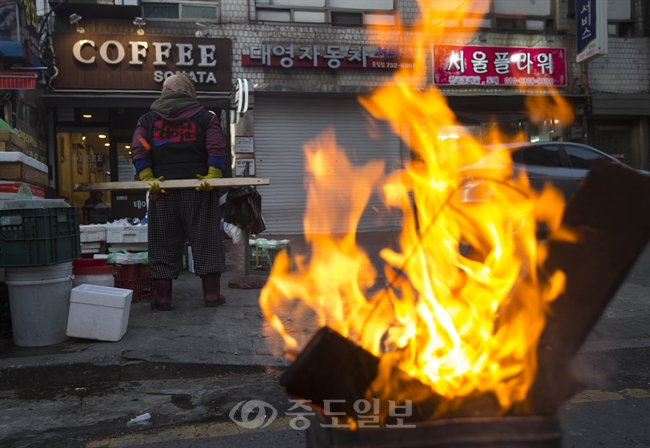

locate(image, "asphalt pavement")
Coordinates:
0 233 648 448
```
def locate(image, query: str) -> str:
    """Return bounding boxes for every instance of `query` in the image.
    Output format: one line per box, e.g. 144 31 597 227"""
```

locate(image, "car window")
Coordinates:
512 145 563 168
564 145 605 170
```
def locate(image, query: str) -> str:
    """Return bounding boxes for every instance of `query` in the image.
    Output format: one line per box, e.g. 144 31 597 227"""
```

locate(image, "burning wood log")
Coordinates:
521 159 650 415
280 327 445 423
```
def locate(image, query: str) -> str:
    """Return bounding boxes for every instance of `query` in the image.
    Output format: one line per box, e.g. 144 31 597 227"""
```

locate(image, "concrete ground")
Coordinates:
0 233 648 447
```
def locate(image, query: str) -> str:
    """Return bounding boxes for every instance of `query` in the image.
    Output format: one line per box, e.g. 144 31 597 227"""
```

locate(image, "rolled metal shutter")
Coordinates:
254 96 402 235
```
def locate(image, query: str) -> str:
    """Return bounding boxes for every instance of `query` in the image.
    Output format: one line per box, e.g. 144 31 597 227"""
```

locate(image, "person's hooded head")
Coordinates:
161 73 196 99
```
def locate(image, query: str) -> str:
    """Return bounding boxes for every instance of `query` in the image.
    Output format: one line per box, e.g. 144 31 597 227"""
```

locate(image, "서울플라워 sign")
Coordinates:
51 33 232 91
433 45 567 87
242 44 415 70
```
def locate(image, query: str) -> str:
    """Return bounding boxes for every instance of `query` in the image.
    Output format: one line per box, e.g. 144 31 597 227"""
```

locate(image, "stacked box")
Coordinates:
0 181 46 210
0 207 81 267
0 152 48 188
80 224 107 254
0 130 27 153
106 224 148 252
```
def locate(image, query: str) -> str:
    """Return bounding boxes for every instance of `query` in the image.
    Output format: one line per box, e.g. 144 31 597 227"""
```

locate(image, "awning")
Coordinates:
0 71 38 90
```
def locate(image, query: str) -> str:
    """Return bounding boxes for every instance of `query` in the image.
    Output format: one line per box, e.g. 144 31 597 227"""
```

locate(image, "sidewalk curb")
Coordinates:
0 353 289 391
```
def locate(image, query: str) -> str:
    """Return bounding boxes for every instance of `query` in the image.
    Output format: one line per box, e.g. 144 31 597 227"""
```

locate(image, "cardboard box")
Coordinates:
67 284 133 342
0 131 27 152
0 152 49 188
0 141 23 152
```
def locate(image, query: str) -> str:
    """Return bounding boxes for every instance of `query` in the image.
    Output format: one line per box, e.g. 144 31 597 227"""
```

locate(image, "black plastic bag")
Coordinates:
221 186 266 235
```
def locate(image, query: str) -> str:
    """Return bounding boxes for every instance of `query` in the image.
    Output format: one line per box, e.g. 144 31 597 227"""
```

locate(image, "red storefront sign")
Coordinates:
433 45 567 87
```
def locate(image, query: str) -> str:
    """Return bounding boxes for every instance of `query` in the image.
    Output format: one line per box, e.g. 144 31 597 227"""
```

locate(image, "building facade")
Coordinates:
39 0 648 233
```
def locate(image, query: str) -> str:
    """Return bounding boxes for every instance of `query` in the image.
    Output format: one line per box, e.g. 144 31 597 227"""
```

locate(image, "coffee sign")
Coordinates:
52 33 232 91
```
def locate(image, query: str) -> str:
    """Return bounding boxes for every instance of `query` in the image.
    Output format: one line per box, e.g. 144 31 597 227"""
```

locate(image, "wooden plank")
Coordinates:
74 177 270 191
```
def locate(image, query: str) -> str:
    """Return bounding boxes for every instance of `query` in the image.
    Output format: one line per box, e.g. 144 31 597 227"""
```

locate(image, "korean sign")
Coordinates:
15 118 47 164
242 44 415 70
576 0 608 63
433 45 567 87
51 33 232 91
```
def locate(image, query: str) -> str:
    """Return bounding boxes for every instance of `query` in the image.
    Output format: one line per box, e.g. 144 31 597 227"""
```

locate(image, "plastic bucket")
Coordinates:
5 262 74 347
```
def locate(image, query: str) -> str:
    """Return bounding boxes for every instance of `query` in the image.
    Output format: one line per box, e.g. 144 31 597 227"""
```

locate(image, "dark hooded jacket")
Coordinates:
131 92 226 180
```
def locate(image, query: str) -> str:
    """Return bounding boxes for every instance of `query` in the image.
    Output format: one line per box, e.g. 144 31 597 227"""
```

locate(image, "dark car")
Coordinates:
496 141 628 200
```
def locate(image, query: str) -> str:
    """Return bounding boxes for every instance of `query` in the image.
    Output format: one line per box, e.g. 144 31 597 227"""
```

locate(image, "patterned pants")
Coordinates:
148 190 225 279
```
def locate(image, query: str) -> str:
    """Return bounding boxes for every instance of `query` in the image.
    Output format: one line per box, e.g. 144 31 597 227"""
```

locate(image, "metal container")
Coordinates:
306 413 561 448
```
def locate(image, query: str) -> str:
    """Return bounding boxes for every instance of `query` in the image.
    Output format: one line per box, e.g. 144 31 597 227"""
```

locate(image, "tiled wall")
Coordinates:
588 38 650 94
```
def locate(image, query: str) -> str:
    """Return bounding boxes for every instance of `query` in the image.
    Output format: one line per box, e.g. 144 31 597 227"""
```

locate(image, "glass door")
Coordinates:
56 128 112 224
111 141 147 221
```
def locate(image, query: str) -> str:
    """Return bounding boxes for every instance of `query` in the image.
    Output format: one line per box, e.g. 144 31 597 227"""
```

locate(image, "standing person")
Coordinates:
131 73 227 311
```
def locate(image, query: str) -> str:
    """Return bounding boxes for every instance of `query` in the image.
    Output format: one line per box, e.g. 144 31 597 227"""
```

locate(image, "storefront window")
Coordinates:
529 120 561 143
57 129 112 224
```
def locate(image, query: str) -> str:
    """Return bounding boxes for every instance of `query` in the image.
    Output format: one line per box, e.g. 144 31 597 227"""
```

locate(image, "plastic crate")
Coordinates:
0 207 81 267
249 245 290 273
112 263 153 302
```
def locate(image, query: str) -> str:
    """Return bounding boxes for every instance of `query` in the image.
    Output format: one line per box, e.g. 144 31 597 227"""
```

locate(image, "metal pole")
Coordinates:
243 161 251 276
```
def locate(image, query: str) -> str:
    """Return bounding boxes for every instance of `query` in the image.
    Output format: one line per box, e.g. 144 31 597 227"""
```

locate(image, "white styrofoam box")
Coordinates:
0 151 49 173
81 242 102 253
80 224 107 242
67 284 133 342
105 225 148 244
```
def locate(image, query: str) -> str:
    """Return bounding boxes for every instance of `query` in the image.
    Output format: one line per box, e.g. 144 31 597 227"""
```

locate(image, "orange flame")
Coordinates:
260 0 573 416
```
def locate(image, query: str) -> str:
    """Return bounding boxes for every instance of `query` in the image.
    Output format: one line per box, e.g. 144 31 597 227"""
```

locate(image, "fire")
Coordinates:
260 1 574 417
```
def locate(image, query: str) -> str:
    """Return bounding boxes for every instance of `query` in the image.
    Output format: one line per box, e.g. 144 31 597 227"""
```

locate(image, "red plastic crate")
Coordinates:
113 264 153 302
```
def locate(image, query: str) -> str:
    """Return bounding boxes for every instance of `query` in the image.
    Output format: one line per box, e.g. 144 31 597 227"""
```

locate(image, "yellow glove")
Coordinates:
196 181 213 192
149 181 165 194
139 167 164 182
196 166 222 180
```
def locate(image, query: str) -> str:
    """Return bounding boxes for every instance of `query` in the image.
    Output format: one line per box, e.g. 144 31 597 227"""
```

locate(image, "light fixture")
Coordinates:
69 13 84 33
125 145 131 149
82 114 92 119
195 19 214 37
133 17 146 35
104 143 110 146
81 136 86 140
98 134 107 138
